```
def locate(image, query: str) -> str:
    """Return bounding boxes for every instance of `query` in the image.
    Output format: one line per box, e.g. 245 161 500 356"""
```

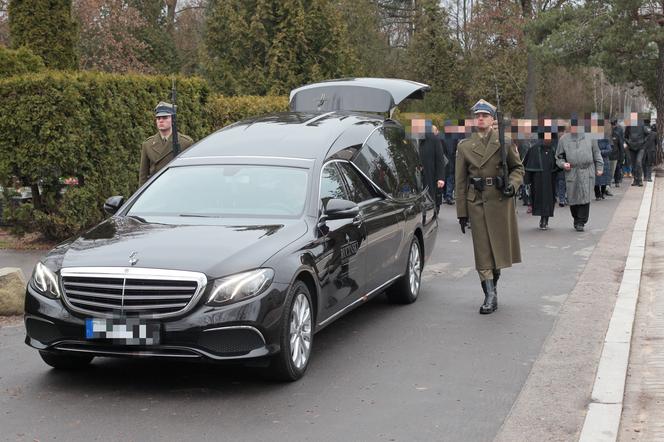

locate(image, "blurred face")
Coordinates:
156 115 172 132
411 119 425 137
475 112 494 131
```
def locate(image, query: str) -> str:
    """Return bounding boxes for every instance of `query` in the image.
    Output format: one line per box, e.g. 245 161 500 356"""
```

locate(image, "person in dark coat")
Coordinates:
413 119 446 214
524 127 560 230
610 119 625 187
643 123 657 182
594 138 613 199
624 112 648 186
441 120 464 205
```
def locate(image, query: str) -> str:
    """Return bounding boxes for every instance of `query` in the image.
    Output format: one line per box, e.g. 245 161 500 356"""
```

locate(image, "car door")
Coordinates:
314 162 367 322
340 130 406 292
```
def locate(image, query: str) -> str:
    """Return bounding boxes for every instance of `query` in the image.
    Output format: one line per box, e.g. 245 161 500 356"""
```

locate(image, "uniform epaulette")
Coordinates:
179 134 193 142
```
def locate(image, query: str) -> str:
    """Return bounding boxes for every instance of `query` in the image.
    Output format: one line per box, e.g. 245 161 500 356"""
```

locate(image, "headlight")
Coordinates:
30 262 62 299
207 268 274 306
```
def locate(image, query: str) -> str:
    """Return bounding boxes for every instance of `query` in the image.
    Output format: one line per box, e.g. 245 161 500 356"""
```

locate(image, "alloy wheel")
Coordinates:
289 293 312 370
408 241 422 296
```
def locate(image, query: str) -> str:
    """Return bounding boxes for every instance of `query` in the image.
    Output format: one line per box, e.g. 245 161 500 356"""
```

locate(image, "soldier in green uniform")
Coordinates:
455 100 525 314
139 102 194 186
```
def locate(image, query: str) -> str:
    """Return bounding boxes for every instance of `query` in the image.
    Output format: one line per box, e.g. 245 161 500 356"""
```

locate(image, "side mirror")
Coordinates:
103 195 125 215
323 198 359 220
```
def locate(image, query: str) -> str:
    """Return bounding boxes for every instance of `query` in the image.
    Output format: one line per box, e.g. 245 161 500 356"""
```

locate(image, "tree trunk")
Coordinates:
165 0 177 36
524 50 537 117
521 0 537 118
657 40 664 164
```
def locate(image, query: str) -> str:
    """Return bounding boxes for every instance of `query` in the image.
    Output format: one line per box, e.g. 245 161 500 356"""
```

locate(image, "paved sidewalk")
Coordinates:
620 171 664 441
495 179 646 442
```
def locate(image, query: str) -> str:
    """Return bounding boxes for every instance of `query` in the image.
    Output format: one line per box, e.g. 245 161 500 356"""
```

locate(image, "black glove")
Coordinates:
458 217 468 234
503 184 515 197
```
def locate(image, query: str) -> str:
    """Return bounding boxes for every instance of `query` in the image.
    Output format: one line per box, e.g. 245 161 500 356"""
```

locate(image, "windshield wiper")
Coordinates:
126 215 147 223
178 213 223 218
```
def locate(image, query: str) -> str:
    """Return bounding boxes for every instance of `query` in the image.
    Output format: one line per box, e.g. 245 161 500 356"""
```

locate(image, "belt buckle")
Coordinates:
485 177 494 186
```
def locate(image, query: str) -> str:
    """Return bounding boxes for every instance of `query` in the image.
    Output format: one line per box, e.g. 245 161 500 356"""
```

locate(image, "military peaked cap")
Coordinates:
471 99 496 117
155 101 176 117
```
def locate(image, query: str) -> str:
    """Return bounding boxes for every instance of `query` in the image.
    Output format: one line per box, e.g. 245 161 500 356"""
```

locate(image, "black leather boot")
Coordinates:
479 279 498 314
492 270 500 309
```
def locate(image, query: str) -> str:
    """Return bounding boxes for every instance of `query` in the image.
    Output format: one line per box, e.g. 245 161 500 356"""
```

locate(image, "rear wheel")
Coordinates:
268 280 314 381
39 351 94 369
387 236 422 304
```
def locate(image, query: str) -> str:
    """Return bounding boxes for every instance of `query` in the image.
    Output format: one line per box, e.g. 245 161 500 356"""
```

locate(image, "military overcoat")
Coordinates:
455 129 525 270
139 132 194 186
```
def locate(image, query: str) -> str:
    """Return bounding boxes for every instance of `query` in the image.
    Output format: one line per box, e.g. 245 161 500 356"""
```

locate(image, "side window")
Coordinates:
383 126 422 198
354 129 399 196
337 162 376 203
319 163 349 208
353 126 423 199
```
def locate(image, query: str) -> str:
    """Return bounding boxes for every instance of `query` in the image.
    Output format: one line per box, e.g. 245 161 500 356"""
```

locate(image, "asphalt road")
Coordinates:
0 188 627 442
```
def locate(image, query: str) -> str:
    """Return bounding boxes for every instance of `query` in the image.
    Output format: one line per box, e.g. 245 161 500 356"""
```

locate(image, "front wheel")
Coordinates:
268 280 314 381
39 351 94 369
386 236 422 304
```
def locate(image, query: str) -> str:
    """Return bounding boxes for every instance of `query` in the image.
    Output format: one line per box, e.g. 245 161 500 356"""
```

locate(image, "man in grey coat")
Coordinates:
555 118 604 232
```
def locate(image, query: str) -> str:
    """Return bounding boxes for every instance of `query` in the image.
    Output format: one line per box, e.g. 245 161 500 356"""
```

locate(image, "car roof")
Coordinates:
179 111 385 164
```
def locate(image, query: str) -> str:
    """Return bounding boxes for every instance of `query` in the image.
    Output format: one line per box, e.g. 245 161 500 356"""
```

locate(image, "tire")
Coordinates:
386 236 422 304
39 351 94 369
268 280 314 382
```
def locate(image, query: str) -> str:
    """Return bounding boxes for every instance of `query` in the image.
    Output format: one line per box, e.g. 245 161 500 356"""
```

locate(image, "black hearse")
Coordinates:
24 78 438 381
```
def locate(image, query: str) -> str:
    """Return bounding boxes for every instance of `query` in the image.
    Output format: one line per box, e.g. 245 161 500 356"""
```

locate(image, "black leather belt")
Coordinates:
469 176 502 192
472 176 499 186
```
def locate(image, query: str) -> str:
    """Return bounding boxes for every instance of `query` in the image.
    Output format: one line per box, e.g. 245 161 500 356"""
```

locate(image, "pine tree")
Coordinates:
9 0 78 70
203 0 358 95
405 0 463 113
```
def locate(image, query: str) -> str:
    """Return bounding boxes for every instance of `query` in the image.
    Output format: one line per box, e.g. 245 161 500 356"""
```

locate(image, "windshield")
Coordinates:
128 165 309 218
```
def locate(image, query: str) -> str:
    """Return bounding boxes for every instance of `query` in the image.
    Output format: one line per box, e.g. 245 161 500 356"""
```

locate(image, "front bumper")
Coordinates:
24 281 290 362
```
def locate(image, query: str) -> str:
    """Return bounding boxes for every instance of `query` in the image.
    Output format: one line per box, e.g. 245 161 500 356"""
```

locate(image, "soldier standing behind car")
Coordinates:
139 102 194 186
455 99 525 315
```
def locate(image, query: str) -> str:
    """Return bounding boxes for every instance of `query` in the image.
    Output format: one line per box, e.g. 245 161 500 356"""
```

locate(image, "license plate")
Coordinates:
85 318 160 345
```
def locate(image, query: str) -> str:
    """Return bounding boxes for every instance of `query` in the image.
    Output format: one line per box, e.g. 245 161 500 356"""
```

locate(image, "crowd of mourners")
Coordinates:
413 112 660 232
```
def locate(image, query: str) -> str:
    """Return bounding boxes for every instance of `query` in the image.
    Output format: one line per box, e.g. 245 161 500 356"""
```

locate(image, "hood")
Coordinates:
52 216 308 279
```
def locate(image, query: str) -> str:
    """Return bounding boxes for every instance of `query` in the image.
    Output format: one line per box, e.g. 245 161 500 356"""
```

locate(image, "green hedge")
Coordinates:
0 46 45 77
0 71 289 240
206 95 289 129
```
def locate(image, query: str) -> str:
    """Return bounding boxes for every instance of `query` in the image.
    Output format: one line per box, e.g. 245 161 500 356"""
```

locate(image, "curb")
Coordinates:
579 177 656 442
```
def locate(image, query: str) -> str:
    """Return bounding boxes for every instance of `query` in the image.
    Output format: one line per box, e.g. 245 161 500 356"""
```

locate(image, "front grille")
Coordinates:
60 268 207 318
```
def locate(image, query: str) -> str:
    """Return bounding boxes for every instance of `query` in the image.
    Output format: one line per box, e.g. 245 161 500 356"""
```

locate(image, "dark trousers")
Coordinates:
556 175 567 203
628 149 645 183
570 203 590 225
643 152 654 180
594 185 607 198
443 175 455 200
614 160 623 184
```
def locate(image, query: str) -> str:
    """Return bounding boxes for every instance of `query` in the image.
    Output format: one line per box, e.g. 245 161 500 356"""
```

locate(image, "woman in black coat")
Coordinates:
524 134 560 230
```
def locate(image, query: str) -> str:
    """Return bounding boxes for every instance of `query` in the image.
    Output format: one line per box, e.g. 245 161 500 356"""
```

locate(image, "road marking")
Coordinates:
579 177 655 442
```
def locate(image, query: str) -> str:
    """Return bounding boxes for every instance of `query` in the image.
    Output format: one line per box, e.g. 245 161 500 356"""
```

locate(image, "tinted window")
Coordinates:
353 126 422 199
383 126 422 198
320 163 348 208
354 129 399 196
128 165 308 218
337 162 376 203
